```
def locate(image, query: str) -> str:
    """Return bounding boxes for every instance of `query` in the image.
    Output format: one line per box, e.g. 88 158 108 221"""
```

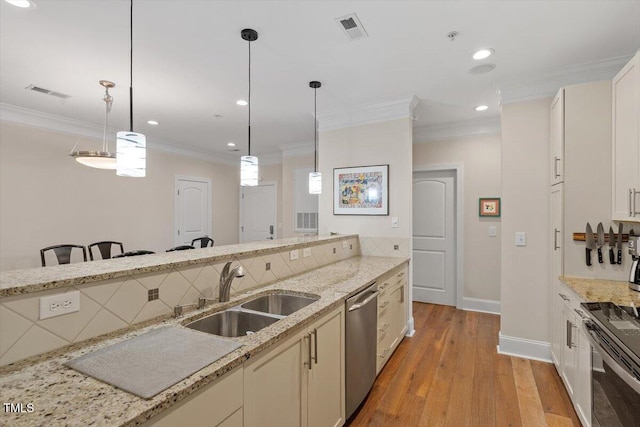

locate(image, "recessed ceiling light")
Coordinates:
236 100 248 106
147 120 159 125
227 142 236 147
474 105 489 112
472 48 494 60
4 0 36 8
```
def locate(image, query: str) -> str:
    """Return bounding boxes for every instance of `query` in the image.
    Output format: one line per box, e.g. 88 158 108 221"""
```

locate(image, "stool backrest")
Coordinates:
40 244 87 267
88 241 124 260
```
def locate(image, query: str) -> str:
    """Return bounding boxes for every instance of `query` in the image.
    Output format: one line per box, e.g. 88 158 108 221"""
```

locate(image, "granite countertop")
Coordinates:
0 234 356 297
560 276 640 306
0 255 408 427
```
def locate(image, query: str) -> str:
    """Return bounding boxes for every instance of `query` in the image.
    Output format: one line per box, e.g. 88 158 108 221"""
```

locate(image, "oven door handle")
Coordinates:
582 321 640 394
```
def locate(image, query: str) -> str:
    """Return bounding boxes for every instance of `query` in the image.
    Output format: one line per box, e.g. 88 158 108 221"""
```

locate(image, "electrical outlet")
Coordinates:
515 232 526 247
333 247 336 254
265 262 271 271
290 249 299 261
39 291 80 320
303 248 311 257
342 241 348 249
488 226 497 237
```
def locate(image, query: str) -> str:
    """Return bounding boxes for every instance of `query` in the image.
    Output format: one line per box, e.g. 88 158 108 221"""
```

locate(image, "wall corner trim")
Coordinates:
316 95 419 131
497 332 552 363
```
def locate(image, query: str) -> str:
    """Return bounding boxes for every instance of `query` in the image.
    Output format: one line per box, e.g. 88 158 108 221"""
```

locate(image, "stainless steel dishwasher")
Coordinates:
345 281 379 419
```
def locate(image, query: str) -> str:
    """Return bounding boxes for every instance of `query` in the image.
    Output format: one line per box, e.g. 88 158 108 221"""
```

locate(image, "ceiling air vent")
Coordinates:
336 13 368 41
25 85 71 100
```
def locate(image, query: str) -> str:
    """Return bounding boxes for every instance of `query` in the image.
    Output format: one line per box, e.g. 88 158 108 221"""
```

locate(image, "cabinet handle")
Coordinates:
554 228 561 250
379 301 390 309
400 286 404 304
379 323 390 332
630 189 634 217
554 156 561 179
558 293 570 302
312 328 318 365
574 309 588 320
378 348 389 359
633 188 639 216
305 333 312 370
566 320 576 348
397 271 405 278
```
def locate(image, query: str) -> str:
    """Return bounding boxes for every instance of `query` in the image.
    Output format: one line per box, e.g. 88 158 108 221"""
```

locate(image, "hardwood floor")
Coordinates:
348 302 581 427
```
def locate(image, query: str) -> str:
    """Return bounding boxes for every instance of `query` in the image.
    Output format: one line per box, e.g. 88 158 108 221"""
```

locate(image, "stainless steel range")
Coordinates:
581 302 640 427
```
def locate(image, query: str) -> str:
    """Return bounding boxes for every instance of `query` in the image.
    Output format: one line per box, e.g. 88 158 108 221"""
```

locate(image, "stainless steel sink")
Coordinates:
185 310 279 338
240 293 319 316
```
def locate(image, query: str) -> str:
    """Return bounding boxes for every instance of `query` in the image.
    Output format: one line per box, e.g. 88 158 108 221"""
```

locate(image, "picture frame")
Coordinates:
333 164 389 215
479 197 501 217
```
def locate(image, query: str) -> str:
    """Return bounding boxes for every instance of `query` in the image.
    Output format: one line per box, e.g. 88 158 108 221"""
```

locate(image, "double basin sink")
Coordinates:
185 292 319 338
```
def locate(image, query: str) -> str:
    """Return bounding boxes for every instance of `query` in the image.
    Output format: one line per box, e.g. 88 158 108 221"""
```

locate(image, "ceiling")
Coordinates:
1 0 638 160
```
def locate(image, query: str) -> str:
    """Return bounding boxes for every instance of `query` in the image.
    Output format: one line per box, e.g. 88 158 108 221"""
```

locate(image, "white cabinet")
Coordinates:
612 52 640 221
550 89 565 185
141 366 243 427
243 305 345 427
553 283 592 427
550 185 564 369
376 264 408 374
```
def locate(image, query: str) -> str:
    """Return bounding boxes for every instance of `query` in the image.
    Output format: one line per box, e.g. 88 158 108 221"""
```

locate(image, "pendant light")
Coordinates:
116 0 146 178
240 28 259 187
308 81 322 194
69 80 117 169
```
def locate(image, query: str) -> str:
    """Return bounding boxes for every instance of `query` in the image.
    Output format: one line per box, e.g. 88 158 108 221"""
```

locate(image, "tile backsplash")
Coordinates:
359 236 410 258
0 237 360 367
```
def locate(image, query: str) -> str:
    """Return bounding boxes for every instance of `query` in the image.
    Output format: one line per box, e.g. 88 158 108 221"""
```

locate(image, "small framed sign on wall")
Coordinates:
333 164 389 215
479 198 501 217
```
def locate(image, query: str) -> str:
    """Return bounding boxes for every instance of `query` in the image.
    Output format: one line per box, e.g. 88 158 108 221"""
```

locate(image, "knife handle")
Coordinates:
618 249 623 265
597 248 603 264
609 248 616 264
586 248 592 266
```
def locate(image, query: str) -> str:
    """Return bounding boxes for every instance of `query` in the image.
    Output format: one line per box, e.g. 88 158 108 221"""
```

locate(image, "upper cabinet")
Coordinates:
612 52 640 222
550 89 565 186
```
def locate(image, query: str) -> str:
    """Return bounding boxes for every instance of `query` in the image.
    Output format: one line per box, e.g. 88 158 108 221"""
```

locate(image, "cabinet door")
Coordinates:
550 88 565 185
561 305 579 399
612 52 640 221
243 332 304 427
551 290 565 370
575 311 592 427
307 306 345 427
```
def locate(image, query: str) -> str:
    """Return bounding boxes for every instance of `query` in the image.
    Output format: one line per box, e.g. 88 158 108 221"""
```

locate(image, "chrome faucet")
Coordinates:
197 261 245 309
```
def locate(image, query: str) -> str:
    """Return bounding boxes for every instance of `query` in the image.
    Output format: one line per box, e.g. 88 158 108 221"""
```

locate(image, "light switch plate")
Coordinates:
290 249 299 261
489 226 497 237
515 232 526 246
40 291 80 320
303 247 311 257
391 217 399 228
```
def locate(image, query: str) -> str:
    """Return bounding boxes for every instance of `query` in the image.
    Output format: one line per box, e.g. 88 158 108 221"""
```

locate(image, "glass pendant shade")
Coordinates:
240 155 259 186
309 171 322 194
72 151 117 169
116 131 146 177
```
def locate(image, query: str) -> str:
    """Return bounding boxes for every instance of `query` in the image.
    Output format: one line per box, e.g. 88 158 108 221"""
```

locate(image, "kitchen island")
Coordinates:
0 254 408 427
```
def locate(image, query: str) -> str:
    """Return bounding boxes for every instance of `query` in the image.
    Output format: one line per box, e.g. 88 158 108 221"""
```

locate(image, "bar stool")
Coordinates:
112 250 155 258
166 245 195 252
88 241 124 260
191 237 214 248
40 244 87 267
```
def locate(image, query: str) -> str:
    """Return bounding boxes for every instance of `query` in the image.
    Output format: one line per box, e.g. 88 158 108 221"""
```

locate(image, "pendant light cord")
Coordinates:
129 0 134 133
248 37 252 157
314 87 317 173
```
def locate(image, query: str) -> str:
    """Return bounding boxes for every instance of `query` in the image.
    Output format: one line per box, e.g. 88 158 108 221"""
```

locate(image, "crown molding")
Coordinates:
413 116 501 143
0 103 243 166
498 54 633 104
278 140 315 157
316 95 419 131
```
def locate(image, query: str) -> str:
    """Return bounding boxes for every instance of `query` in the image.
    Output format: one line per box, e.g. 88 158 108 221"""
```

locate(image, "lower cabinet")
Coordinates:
552 283 592 427
377 265 408 373
243 305 345 427
141 366 243 427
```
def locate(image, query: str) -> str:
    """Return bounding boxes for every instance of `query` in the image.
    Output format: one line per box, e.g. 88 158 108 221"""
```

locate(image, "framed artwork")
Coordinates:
479 198 501 217
333 164 389 215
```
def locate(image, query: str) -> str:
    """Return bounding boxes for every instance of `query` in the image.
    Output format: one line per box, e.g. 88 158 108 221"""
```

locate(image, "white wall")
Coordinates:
318 118 413 243
0 122 239 271
413 133 502 302
257 163 283 239
500 98 551 345
281 154 315 238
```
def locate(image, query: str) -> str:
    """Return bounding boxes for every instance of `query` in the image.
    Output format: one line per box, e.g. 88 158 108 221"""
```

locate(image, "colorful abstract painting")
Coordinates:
333 165 389 215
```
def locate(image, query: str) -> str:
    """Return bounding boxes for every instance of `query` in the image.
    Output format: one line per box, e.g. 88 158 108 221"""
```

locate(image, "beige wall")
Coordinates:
0 122 240 271
500 98 551 343
413 134 502 302
281 154 315 238
318 118 413 247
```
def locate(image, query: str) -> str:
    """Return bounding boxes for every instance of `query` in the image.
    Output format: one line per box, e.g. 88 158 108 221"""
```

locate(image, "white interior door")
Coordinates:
175 177 211 246
412 171 456 306
241 183 277 242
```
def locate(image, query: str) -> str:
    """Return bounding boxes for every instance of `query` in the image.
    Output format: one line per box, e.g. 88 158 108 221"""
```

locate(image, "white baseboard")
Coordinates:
497 332 552 363
460 297 501 314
